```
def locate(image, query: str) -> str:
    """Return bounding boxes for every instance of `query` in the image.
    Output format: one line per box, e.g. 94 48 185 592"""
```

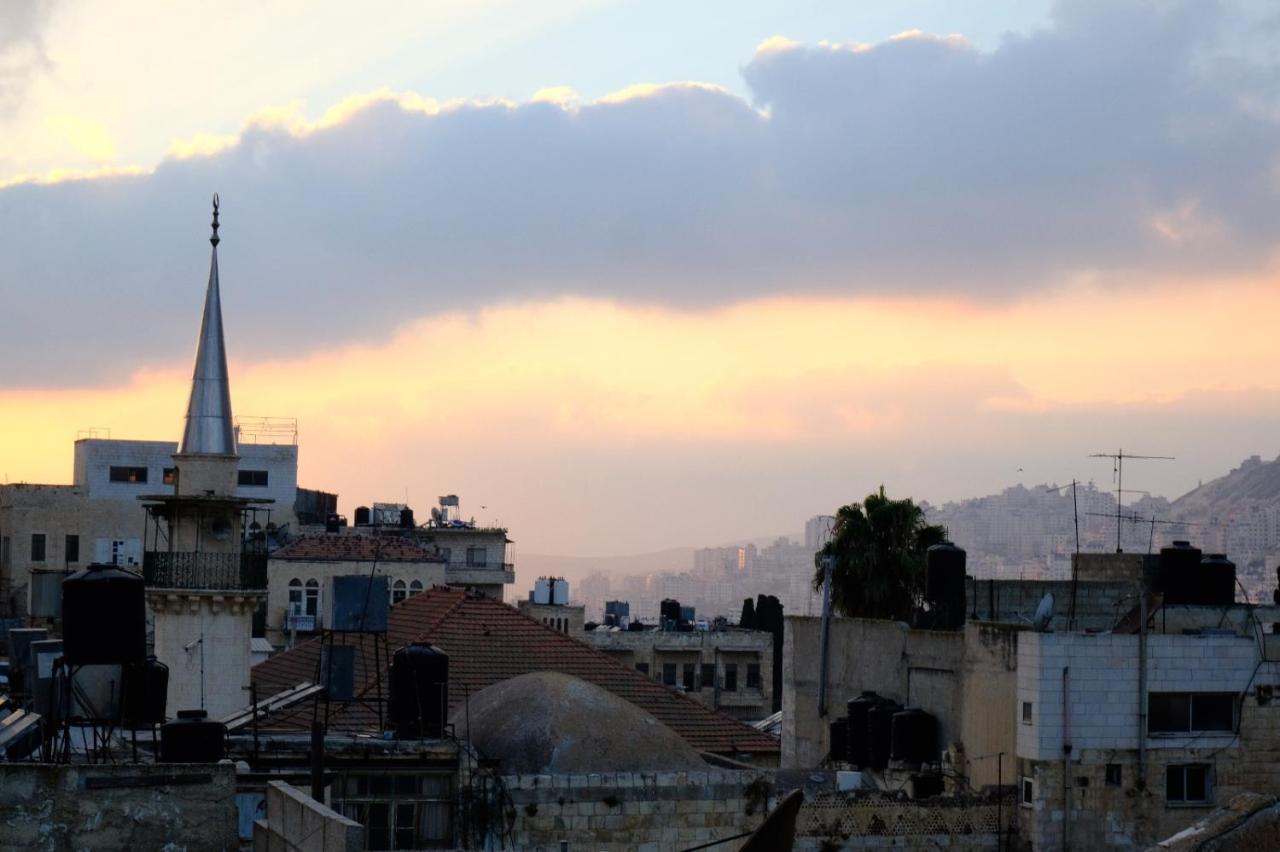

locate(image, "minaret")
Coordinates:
141 196 270 719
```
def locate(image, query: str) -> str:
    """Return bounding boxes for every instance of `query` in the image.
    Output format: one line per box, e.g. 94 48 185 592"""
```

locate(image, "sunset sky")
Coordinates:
3 1 1279 555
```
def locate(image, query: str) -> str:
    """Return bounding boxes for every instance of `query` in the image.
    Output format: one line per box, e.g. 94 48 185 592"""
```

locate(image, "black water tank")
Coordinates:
846 691 880 767
354 506 371 526
1159 541 1202 604
390 644 449 738
325 513 341 533
926 542 967 630
867 699 902 770
122 656 169 727
159 710 227 762
828 717 849 763
890 706 938 766
62 564 146 666
1202 554 1236 606
400 507 415 529
660 599 682 625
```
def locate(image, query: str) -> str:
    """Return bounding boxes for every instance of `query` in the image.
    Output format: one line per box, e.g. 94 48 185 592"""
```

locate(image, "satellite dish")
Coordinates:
1033 593 1055 632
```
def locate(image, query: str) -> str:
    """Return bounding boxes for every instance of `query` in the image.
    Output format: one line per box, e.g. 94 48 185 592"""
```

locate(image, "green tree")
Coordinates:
739 597 756 629
813 487 947 621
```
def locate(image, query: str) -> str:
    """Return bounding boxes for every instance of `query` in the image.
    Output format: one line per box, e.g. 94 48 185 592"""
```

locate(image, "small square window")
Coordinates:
1022 701 1033 724
163 467 176 485
1106 764 1122 787
1166 764 1213 806
109 466 148 484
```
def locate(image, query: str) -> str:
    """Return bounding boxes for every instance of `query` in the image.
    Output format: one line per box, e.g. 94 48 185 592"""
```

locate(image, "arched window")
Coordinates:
408 579 423 597
304 578 319 616
393 579 408 604
288 578 302 613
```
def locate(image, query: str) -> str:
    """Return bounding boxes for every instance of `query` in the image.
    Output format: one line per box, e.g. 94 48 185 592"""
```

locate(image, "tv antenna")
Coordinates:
1044 481 1082 628
1085 510 1200 554
1088 449 1174 553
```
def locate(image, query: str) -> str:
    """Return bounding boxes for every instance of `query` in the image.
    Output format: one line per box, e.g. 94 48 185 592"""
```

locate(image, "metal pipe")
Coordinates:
817 556 834 717
309 720 324 802
1137 591 1148 788
1063 666 1071 852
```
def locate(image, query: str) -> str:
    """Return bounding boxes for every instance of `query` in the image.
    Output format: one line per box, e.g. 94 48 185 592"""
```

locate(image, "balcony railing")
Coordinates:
143 551 268 591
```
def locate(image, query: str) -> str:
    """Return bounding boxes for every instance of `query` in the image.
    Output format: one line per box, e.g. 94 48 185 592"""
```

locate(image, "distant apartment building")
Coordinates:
586 625 774 722
0 434 312 615
805 514 836 551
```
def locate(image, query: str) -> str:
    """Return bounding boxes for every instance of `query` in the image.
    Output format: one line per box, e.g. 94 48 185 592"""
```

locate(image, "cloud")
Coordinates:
0 0 58 115
1 0 1278 386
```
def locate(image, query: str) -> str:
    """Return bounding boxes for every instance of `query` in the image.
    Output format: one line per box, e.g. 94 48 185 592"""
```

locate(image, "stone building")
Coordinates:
0 433 312 616
782 549 1280 850
265 533 447 644
585 624 775 722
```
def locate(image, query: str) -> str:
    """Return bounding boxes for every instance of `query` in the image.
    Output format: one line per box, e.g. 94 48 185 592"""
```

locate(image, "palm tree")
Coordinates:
813 487 947 621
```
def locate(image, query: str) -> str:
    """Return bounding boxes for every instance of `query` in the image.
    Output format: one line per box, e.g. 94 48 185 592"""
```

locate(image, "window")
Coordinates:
465 547 487 567
1022 701 1033 724
335 772 454 849
1106 764 1122 787
1149 693 1236 734
393 579 408 604
163 467 176 485
1166 764 1212 806
31 533 46 562
636 662 649 676
682 663 695 691
1021 777 1034 807
724 663 738 692
305 578 320 617
409 580 423 597
746 663 762 689
65 534 79 563
238 469 269 487
109 465 148 484
662 663 677 686
701 663 716 690
288 579 303 611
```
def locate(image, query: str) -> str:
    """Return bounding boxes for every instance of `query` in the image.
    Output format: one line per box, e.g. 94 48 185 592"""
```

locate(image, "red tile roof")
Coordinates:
252 587 779 756
271 534 442 563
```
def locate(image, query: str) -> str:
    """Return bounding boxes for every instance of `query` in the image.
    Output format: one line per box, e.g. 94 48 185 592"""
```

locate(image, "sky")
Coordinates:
3 1 1280 556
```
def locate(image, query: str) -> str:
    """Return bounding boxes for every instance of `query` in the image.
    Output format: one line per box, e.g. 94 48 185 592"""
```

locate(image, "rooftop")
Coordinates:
252 586 780 756
270 534 443 563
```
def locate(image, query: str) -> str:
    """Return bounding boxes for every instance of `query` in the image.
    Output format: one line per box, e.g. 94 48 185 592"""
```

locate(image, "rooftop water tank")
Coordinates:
122 656 169 728
1159 541 1202 605
846 691 881 768
390 643 449 738
1201 554 1236 607
890 706 938 767
354 506 371 526
867 699 903 770
926 542 967 630
159 710 227 763
62 564 145 666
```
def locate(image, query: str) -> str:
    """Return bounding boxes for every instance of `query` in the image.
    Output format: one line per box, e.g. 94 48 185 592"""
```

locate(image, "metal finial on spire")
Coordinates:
210 193 220 247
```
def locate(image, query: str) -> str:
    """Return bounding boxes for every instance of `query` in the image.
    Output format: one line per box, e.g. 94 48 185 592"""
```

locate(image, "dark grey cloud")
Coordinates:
1 0 1277 386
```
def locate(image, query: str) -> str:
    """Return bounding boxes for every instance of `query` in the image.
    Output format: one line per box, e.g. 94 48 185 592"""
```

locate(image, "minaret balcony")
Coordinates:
143 551 268 591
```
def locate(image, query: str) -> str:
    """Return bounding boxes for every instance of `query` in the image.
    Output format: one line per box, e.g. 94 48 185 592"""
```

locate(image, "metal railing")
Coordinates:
143 551 268 591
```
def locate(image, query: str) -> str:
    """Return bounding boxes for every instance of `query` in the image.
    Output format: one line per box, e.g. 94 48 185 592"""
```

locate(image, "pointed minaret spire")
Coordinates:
179 194 237 456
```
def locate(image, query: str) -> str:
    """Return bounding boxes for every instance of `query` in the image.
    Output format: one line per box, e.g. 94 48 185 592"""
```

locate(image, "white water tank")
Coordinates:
552 577 570 606
533 577 552 605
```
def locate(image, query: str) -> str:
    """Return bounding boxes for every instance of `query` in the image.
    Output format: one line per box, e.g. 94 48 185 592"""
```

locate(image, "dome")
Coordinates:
450 671 706 773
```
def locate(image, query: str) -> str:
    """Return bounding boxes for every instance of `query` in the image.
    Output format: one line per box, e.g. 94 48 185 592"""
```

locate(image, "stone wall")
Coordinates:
502 768 769 851
794 793 1013 850
253 780 363 852
0 762 238 851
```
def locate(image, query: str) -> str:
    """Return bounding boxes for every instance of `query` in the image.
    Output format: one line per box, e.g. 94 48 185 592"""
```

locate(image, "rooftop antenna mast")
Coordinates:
1089 449 1174 553
1044 481 1082 628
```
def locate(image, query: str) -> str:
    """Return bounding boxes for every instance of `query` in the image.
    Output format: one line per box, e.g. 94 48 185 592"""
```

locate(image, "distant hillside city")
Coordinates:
569 454 1280 623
